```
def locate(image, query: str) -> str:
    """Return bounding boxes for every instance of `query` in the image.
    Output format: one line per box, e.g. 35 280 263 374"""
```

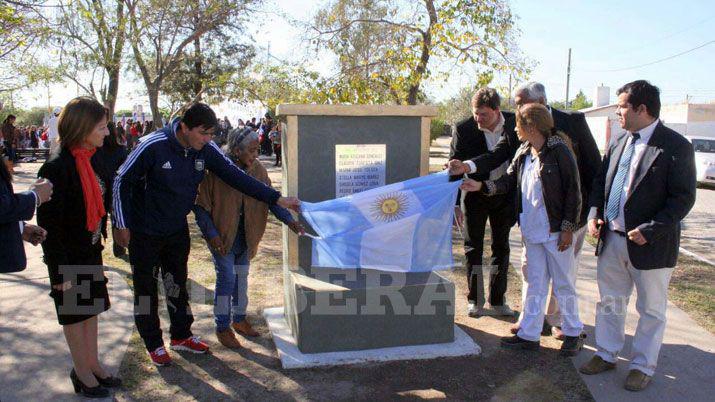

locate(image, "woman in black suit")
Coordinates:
37 97 121 398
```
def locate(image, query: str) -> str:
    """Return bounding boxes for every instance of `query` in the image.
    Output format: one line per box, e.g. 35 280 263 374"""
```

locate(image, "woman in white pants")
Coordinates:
461 103 584 356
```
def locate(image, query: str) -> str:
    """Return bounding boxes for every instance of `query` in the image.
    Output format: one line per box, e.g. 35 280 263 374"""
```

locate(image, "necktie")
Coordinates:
606 132 640 222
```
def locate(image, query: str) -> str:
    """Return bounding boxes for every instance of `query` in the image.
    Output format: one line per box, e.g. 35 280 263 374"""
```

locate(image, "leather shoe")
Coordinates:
216 328 241 349
624 369 651 391
232 320 259 337
579 355 616 375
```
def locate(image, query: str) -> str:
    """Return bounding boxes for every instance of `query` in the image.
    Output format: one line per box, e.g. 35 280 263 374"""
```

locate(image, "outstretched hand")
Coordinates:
448 159 469 176
460 179 482 193
278 196 301 213
288 221 305 235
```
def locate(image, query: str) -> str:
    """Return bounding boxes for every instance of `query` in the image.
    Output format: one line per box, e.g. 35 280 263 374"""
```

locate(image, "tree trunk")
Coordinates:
147 84 162 128
104 65 120 118
407 0 437 105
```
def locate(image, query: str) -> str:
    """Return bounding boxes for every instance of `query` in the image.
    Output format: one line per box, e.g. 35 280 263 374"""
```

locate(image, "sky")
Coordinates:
16 0 715 115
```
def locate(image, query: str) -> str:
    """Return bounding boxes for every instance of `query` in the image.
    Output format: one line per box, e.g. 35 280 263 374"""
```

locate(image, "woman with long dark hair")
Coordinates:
37 97 121 398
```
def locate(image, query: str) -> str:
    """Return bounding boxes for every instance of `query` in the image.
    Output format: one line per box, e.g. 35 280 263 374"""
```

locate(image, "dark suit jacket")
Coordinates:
449 112 517 208
0 177 36 273
471 108 601 227
590 122 696 269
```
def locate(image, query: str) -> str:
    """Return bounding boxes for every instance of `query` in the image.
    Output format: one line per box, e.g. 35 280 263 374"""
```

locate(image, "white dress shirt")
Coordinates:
465 113 509 180
609 119 659 232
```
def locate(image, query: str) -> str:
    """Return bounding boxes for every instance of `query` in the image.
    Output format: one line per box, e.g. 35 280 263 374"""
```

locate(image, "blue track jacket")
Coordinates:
112 119 281 236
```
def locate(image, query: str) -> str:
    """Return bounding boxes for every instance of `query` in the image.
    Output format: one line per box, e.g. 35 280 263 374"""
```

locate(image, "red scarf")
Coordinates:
70 147 106 232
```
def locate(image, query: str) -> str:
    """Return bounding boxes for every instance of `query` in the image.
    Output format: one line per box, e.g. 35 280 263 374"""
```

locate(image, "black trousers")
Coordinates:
129 226 193 351
463 192 514 306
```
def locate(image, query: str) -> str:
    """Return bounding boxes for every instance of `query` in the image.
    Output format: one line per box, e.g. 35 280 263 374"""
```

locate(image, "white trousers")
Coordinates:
545 226 587 326
517 237 583 341
594 231 673 376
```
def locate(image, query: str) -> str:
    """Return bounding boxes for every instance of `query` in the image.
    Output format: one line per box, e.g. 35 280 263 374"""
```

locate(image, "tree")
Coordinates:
125 0 259 127
0 1 53 93
52 0 128 117
161 23 256 117
230 63 330 115
550 89 592 111
569 89 592 110
309 0 529 105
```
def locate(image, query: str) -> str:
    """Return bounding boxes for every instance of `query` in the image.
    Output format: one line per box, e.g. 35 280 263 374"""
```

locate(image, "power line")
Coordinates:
617 14 715 54
579 39 715 73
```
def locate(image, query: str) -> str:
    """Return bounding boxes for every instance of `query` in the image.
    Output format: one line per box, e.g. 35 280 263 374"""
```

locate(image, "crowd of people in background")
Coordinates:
1 110 283 168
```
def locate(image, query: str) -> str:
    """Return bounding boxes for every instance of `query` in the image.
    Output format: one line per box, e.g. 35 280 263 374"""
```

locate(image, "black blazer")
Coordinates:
37 148 112 284
471 108 601 227
449 112 517 208
0 175 36 273
450 112 517 180
590 122 696 269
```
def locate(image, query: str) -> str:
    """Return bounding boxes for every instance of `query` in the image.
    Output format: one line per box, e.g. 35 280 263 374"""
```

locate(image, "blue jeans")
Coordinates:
210 229 250 331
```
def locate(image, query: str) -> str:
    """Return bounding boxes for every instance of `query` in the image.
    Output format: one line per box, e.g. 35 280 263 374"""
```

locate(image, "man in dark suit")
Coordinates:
450 82 602 337
579 80 696 391
449 88 517 317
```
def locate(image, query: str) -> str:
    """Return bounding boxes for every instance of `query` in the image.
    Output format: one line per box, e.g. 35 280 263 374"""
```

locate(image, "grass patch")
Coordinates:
586 235 713 333
669 255 715 333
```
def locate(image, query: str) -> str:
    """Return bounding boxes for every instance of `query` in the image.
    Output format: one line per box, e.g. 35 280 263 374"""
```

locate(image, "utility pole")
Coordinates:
565 48 572 107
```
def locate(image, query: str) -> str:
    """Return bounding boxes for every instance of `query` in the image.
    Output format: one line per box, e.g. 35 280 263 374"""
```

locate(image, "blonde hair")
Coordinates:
58 96 107 149
516 103 573 150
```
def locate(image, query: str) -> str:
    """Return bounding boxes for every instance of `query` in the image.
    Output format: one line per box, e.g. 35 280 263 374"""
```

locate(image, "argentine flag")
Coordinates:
301 171 461 272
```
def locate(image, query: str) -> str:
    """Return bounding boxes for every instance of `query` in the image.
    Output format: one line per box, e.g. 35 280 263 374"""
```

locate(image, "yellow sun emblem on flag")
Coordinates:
370 192 409 222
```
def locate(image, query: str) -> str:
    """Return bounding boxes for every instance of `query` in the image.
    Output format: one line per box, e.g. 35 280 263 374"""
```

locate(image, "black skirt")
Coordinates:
49 248 110 325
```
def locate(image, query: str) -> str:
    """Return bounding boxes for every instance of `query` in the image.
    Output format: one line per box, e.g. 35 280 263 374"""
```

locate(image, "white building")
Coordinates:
581 85 715 151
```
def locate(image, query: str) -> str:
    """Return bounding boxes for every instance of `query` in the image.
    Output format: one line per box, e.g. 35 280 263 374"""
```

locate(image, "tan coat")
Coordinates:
195 160 271 260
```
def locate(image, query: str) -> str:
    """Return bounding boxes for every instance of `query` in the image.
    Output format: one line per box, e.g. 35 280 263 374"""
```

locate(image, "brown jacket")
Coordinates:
195 160 271 260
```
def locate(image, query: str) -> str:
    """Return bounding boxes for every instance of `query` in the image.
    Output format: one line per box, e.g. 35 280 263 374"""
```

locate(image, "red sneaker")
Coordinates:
170 336 210 354
148 346 172 366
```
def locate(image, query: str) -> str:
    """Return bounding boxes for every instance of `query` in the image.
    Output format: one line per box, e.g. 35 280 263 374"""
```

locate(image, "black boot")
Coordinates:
560 334 586 357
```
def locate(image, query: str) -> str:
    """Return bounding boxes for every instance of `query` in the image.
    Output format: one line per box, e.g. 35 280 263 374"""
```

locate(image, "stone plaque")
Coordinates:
335 144 386 197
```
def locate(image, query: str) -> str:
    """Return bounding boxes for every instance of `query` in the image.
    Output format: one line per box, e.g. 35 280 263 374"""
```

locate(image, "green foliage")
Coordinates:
0 106 50 127
550 89 592 111
230 63 329 113
51 0 129 116
0 2 54 92
162 27 256 111
126 0 260 126
310 0 530 105
430 118 449 141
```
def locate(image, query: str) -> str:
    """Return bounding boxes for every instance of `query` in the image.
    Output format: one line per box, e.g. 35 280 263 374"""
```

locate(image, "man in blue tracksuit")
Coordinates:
112 103 300 366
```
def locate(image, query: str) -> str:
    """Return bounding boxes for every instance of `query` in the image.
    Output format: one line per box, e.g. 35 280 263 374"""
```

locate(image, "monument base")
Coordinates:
283 268 455 354
263 307 480 369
